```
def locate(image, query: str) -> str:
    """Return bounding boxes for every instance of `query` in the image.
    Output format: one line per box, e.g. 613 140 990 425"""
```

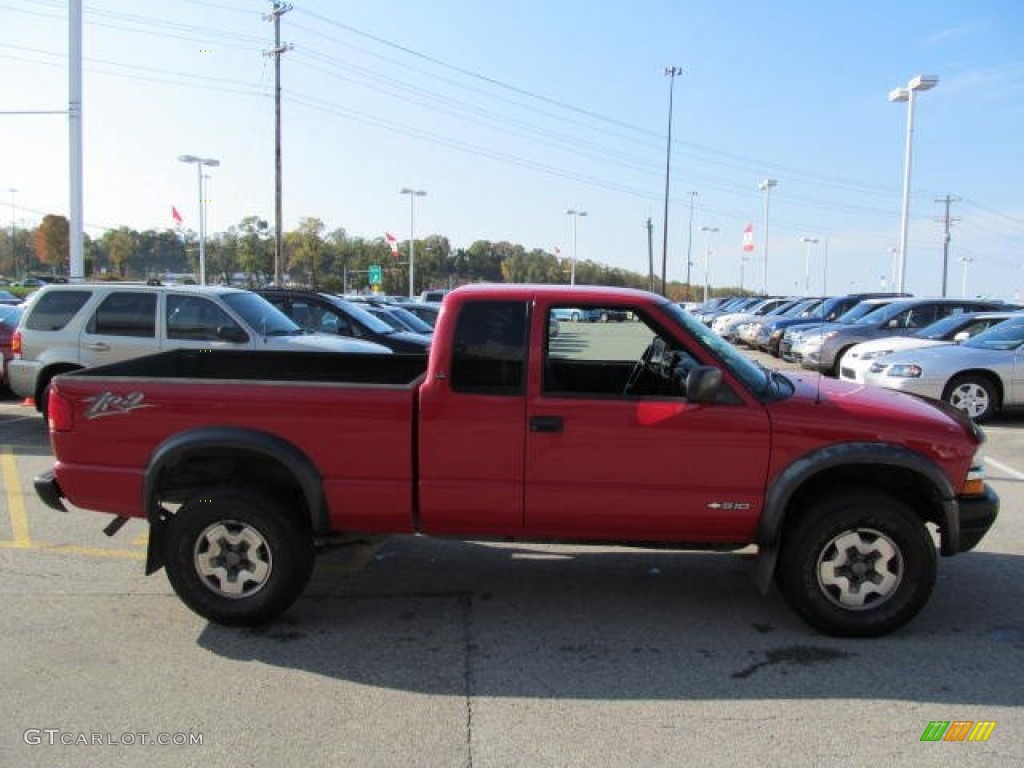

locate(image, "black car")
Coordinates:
256 289 430 354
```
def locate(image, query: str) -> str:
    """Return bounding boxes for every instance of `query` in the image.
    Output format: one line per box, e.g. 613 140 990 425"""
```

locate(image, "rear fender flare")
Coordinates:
753 442 957 593
142 427 326 574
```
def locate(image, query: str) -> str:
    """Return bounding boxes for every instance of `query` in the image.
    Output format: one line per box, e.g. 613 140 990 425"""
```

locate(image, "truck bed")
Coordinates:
65 348 428 386
48 349 427 532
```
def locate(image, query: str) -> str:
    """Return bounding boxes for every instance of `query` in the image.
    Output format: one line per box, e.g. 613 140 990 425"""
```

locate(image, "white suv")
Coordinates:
10 283 390 416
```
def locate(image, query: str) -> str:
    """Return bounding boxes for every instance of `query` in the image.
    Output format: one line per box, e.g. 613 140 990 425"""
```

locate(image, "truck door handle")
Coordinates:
530 415 563 433
87 342 110 351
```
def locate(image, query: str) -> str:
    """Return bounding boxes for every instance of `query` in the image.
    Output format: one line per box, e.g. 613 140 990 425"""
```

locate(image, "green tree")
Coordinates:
234 216 272 285
100 227 136 278
287 217 326 287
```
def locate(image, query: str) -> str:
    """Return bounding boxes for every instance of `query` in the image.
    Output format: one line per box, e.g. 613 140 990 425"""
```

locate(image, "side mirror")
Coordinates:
216 325 249 343
953 331 970 343
685 366 724 403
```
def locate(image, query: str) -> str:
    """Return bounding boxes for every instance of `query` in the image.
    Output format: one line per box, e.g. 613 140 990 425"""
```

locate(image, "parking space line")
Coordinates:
985 455 1024 481
0 540 145 559
1 446 31 548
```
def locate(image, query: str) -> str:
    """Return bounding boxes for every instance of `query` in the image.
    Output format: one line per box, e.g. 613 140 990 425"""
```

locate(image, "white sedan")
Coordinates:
839 310 1021 384
863 316 1024 422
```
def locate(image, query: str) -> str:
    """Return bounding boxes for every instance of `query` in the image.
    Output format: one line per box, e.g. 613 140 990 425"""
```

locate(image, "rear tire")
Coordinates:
164 486 315 626
777 491 936 637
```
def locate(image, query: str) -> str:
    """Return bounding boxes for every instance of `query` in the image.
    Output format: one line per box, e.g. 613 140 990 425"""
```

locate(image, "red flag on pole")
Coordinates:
385 232 399 257
172 206 183 225
742 223 754 252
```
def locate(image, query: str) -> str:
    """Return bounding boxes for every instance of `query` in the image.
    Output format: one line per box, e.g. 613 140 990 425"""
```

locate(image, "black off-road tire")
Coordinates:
777 491 936 637
163 486 315 626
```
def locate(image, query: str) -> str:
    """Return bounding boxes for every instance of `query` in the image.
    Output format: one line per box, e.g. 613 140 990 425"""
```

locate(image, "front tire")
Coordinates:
777 492 936 637
164 487 315 626
943 374 998 422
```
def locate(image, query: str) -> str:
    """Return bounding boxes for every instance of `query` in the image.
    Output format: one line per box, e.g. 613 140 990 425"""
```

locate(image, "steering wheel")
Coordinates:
624 339 662 395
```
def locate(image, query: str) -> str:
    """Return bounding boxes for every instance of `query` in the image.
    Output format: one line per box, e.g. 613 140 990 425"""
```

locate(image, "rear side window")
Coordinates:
25 290 91 331
87 292 157 337
450 300 528 395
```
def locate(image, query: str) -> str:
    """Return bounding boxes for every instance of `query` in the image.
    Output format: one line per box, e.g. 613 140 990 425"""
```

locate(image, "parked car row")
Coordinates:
692 292 1024 422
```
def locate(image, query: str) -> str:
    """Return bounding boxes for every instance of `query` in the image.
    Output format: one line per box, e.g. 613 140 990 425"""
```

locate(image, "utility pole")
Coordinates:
645 216 654 293
935 195 960 297
264 2 293 287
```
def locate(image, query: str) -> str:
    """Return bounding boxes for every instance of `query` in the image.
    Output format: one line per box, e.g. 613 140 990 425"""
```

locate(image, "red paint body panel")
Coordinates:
51 378 417 533
46 284 981 549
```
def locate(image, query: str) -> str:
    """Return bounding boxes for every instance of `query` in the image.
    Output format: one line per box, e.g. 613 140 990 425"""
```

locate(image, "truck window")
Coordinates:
87 292 157 337
544 305 699 398
450 300 528 395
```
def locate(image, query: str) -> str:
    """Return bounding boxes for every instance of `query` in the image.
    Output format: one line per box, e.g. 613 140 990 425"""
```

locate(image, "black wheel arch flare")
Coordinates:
753 442 958 593
142 427 326 575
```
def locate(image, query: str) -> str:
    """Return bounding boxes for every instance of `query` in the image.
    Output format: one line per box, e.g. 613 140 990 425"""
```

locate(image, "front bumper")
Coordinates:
955 485 999 553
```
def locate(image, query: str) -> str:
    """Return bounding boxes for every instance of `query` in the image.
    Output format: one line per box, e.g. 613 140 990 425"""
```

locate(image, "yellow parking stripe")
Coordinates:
0 540 145 560
1 446 31 548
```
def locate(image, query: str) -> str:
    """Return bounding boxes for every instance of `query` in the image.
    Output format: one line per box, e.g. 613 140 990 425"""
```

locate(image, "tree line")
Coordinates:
0 213 718 300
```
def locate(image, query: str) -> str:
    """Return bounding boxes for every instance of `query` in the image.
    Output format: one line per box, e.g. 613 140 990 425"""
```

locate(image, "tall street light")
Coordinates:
758 179 777 295
177 155 219 285
959 254 974 297
400 187 427 298
661 66 683 297
566 208 587 285
800 236 818 296
889 74 939 293
685 190 697 295
699 225 718 303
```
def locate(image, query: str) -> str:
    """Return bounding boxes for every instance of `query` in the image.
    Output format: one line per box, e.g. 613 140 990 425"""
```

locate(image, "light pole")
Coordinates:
889 75 939 293
177 155 219 285
759 179 777 294
566 208 587 285
661 66 683 297
959 254 974 297
685 190 697 295
800 236 818 296
400 187 427 298
699 226 718 303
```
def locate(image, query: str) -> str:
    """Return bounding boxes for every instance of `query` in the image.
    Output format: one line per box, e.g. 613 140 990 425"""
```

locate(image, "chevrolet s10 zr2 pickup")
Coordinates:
35 285 998 637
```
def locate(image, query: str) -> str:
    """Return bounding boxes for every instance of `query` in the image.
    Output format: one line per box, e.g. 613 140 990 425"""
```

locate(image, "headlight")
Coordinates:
885 363 923 378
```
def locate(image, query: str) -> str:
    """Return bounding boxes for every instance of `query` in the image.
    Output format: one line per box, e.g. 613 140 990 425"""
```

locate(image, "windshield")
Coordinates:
661 301 772 397
915 313 974 340
387 305 434 334
222 292 303 336
837 301 891 324
962 318 1024 351
330 297 395 334
852 301 908 326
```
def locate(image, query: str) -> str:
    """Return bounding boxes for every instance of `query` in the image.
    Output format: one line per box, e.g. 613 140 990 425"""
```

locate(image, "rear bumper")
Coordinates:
955 485 999 553
34 469 67 512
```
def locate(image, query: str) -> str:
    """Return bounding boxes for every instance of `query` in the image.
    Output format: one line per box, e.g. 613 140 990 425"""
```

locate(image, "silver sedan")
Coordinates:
863 317 1024 422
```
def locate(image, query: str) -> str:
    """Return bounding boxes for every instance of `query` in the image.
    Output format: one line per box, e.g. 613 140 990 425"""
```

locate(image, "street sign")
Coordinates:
369 264 383 285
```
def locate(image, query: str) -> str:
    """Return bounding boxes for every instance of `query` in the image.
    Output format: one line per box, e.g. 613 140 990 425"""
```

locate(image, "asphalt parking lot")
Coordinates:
1 355 1022 766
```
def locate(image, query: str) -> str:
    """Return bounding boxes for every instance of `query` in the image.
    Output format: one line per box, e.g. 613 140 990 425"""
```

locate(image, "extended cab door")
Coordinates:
523 301 772 543
417 300 529 536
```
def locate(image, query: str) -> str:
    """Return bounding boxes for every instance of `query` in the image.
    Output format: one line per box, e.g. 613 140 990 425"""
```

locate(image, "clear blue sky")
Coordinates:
2 0 1022 297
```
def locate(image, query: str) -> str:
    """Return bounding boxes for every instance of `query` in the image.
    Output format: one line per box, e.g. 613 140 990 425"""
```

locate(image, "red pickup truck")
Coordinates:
35 285 997 637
